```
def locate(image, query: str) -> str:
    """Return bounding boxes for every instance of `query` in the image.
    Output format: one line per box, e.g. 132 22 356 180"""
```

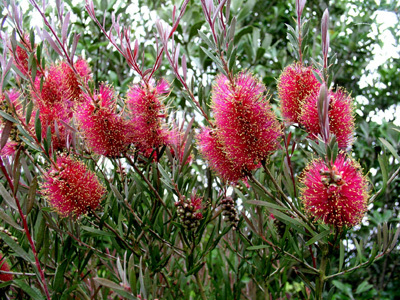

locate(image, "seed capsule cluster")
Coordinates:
175 195 203 230
220 197 239 228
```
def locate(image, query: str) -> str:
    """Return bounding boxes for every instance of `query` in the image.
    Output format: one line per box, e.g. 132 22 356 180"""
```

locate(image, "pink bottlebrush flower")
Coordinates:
277 63 321 124
197 127 244 183
0 253 13 282
300 153 369 228
10 35 41 78
77 84 132 157
61 58 91 105
0 133 18 158
212 73 282 172
0 90 27 157
300 88 355 149
164 128 192 165
126 79 170 153
6 89 22 111
32 64 76 150
42 155 106 217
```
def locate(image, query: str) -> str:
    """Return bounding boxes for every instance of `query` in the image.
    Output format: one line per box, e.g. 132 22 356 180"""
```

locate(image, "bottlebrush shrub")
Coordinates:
277 63 321 124
300 88 355 149
41 155 105 217
300 153 369 228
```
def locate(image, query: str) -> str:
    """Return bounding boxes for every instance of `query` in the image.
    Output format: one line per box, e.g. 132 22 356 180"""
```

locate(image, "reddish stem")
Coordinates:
309 245 317 269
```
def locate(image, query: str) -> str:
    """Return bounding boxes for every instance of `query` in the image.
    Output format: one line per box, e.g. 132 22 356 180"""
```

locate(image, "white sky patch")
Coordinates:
357 10 400 126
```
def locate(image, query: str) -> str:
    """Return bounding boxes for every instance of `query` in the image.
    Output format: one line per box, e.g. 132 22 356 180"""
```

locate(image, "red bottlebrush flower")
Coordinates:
0 253 13 282
126 79 170 153
42 155 105 217
300 88 355 149
164 128 192 165
10 35 41 78
277 63 321 124
197 127 244 183
61 58 91 105
0 135 17 158
0 90 28 157
32 64 72 150
212 73 282 172
300 153 369 228
77 84 131 157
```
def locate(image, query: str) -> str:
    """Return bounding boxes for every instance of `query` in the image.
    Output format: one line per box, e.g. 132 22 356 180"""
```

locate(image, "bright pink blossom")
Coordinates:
61 58 91 106
300 153 369 228
42 155 105 217
77 84 132 157
197 127 244 183
0 253 13 282
300 88 355 149
11 35 41 78
0 90 26 157
126 79 170 154
277 63 321 124
32 64 71 150
164 128 192 164
212 73 282 172
31 59 91 151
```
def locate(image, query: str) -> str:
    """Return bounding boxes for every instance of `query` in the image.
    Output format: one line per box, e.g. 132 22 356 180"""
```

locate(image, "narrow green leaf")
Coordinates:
0 111 18 123
355 281 373 294
25 101 34 125
246 200 288 211
339 240 344 272
198 31 216 51
377 154 388 197
31 58 37 82
389 226 400 251
0 232 34 263
246 245 268 251
81 226 114 237
0 183 17 210
365 243 378 267
270 210 306 234
382 222 388 250
14 280 44 300
53 259 69 292
200 46 226 75
312 70 323 84
305 229 330 246
93 277 124 291
353 238 364 263
34 109 41 143
185 262 204 276
110 184 123 201
26 176 38 215
379 138 400 163
0 210 23 231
